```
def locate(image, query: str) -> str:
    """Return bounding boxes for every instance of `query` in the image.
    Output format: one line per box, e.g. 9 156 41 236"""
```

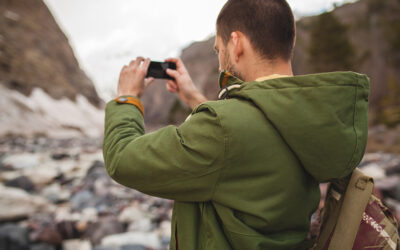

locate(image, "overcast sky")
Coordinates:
44 0 357 100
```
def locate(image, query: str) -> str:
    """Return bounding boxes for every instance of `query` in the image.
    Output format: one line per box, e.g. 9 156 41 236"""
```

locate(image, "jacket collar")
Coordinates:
218 70 244 89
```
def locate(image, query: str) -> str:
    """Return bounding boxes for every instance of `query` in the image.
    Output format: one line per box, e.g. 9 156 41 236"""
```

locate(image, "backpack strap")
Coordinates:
328 168 374 250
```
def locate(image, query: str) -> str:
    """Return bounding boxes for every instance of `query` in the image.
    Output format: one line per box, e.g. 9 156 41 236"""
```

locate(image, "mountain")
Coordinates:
0 0 104 137
161 0 400 127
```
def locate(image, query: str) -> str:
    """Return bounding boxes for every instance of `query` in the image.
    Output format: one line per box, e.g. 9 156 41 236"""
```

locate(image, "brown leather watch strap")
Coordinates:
114 96 145 116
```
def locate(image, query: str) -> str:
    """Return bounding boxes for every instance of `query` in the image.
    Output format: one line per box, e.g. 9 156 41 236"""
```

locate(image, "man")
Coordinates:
103 0 370 249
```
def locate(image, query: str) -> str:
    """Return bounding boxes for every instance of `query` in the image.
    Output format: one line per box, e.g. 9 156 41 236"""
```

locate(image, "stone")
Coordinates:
4 175 35 192
360 163 386 180
30 244 56 250
2 153 41 169
101 231 161 249
92 246 120 250
23 165 61 187
0 185 54 222
121 245 147 250
71 190 93 210
85 216 125 245
374 175 400 191
41 183 70 204
0 224 30 250
51 152 70 160
62 239 92 250
30 243 56 250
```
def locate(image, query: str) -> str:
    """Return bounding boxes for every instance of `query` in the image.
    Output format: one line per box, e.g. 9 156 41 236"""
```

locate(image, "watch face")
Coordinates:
117 97 128 102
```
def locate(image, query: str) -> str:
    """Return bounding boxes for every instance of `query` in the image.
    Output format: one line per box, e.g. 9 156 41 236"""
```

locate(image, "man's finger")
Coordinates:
144 77 155 87
121 65 128 73
166 80 177 90
129 60 136 67
166 83 177 93
166 68 179 79
134 56 145 67
142 58 151 71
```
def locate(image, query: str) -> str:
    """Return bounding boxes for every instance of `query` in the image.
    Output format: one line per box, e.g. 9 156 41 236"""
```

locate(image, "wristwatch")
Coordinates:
114 96 145 116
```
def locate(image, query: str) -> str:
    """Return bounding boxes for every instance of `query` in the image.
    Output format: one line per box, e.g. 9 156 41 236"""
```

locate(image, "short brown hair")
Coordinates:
216 0 296 61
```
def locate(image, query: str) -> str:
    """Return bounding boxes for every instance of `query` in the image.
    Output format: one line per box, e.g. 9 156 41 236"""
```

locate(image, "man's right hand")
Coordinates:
165 58 208 110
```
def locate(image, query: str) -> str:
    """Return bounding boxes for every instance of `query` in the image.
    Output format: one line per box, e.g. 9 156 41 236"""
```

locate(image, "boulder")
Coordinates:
0 224 30 250
0 185 53 222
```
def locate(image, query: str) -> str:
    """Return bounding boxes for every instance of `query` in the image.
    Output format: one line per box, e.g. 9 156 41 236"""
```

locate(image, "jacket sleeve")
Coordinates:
102 96 226 201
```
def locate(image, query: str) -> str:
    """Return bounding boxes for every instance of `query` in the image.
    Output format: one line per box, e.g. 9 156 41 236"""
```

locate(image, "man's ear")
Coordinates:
230 31 244 63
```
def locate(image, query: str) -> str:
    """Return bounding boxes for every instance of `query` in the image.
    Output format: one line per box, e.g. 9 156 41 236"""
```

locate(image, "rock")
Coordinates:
118 205 144 224
71 190 93 210
30 244 56 250
101 231 161 249
85 216 125 245
31 226 63 246
0 224 30 250
51 153 70 160
2 153 41 169
93 246 120 250
374 175 400 191
23 165 61 187
0 185 54 222
62 239 92 250
157 220 171 247
360 163 386 180
4 175 35 192
41 183 70 204
56 221 81 240
121 245 147 250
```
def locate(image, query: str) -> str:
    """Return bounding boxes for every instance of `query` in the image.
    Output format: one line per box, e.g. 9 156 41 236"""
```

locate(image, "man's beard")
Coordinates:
223 51 244 81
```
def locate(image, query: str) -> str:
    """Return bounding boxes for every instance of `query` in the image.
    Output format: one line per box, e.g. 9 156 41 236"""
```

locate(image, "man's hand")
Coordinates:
165 58 208 110
117 57 155 98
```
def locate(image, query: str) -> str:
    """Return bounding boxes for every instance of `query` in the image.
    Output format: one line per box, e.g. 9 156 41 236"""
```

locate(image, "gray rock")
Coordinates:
30 243 56 250
0 224 30 250
121 245 147 250
71 190 93 210
4 175 36 192
93 246 121 250
84 216 125 245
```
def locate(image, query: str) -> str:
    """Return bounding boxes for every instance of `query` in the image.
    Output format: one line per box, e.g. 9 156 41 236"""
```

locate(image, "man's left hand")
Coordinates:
117 57 155 98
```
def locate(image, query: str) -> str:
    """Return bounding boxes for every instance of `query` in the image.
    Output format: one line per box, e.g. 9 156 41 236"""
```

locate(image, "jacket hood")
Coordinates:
218 71 370 182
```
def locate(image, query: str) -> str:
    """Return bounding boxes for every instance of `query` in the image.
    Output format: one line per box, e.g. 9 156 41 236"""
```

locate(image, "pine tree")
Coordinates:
308 11 355 72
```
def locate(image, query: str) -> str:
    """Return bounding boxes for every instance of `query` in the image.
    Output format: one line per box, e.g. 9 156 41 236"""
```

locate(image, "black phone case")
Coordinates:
146 61 177 80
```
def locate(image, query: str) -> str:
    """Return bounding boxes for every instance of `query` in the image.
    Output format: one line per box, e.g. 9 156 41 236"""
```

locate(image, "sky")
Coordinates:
44 0 357 100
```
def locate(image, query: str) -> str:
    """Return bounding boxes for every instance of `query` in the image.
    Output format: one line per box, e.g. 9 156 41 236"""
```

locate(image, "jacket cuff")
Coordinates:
114 95 145 117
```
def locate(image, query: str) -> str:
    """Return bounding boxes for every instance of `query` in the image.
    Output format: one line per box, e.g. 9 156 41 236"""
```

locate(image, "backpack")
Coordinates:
311 168 400 250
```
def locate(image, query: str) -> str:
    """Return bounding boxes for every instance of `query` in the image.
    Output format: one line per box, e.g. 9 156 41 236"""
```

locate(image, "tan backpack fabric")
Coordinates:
312 168 400 250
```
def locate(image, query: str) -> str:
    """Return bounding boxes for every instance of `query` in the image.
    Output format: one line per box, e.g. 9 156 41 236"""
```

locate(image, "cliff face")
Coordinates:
0 0 104 137
293 0 400 109
0 0 102 107
168 0 400 126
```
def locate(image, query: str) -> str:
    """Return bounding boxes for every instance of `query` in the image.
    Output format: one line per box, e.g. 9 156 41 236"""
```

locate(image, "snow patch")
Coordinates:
0 85 104 138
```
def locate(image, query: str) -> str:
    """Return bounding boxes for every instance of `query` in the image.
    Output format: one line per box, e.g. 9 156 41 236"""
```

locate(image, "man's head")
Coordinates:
214 0 296 81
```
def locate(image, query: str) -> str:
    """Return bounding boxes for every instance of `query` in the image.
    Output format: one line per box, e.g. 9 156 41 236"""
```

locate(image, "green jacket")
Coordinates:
103 71 369 250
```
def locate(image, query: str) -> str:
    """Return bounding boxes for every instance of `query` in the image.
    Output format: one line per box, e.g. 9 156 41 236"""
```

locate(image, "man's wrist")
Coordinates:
188 92 208 110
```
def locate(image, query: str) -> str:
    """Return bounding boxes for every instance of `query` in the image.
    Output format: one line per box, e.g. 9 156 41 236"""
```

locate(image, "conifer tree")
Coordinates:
308 11 355 72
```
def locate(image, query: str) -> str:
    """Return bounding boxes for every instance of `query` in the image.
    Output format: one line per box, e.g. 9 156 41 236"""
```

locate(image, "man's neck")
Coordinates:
241 59 293 82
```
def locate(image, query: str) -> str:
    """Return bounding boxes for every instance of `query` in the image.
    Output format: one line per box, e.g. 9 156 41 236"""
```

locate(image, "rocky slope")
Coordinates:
293 0 400 109
0 0 103 137
164 0 400 126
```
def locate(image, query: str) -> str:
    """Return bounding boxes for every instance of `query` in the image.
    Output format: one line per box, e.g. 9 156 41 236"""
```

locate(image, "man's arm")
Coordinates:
102 97 226 201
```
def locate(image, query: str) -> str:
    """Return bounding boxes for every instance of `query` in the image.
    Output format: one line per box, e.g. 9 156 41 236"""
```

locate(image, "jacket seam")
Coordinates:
209 105 229 201
344 74 360 173
242 83 362 91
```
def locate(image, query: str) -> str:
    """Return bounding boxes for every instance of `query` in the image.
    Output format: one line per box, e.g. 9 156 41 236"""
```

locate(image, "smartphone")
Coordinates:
146 61 177 80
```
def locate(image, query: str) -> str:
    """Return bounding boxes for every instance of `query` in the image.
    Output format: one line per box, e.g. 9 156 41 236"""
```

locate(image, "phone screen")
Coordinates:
146 61 177 80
